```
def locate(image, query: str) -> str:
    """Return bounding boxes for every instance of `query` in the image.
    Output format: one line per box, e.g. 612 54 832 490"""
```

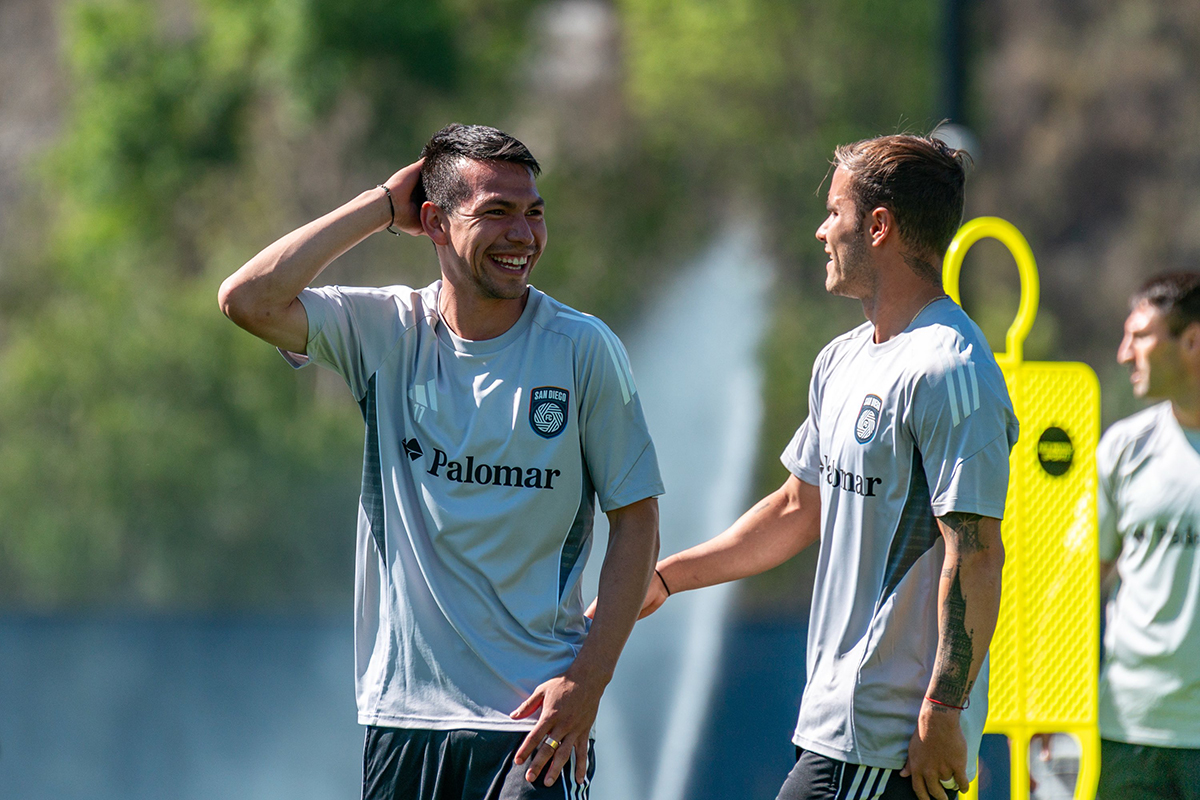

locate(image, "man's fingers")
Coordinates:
523 741 552 784
513 727 541 766
923 772 950 800
542 736 574 786
573 738 589 784
522 733 566 785
510 688 545 722
952 766 969 794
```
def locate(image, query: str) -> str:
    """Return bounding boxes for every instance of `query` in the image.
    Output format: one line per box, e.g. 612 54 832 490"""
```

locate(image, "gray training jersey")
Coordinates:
1098 401 1200 747
284 281 663 730
781 297 1018 776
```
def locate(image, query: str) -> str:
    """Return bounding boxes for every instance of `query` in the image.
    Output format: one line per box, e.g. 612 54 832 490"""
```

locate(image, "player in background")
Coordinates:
1096 272 1200 799
218 124 663 799
616 134 1017 800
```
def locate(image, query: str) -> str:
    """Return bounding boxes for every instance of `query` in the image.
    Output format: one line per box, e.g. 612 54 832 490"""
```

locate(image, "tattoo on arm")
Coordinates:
940 512 986 554
929 512 990 707
929 569 974 707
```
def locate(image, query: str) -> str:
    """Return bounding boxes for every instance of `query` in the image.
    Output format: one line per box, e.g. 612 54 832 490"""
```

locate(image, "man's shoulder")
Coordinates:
907 308 1003 382
813 321 873 371
530 288 624 348
1100 403 1170 471
307 281 435 315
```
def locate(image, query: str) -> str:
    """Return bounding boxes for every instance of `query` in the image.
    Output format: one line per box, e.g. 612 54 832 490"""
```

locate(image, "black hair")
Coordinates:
417 124 541 213
1132 272 1200 336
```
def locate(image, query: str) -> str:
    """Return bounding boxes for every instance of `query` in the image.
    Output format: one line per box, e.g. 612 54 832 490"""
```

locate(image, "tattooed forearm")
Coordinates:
940 512 987 554
929 568 975 707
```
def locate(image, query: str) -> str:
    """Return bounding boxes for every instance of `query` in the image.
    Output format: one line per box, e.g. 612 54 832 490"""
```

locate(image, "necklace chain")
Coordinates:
914 294 950 319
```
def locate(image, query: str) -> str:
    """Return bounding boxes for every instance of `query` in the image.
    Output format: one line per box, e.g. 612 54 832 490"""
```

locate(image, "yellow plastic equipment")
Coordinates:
943 217 1101 800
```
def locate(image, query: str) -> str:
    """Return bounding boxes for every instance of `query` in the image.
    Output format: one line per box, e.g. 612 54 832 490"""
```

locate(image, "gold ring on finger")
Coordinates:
542 736 561 750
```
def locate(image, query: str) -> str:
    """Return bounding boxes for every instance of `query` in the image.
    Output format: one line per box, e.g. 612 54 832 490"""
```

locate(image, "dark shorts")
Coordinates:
776 748 959 800
362 726 595 800
1097 738 1200 800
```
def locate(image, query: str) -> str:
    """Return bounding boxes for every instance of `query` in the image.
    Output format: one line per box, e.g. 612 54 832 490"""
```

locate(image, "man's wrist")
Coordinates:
924 695 966 714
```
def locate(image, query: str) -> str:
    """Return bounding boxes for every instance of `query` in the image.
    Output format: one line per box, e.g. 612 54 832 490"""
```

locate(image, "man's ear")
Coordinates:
868 206 894 247
422 202 450 246
1181 320 1200 359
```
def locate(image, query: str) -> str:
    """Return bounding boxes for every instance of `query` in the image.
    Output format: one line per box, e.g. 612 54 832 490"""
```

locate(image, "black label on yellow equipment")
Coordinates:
1037 427 1074 476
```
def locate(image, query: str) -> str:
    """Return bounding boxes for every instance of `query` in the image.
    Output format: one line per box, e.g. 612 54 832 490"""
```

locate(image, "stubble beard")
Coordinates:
827 232 875 299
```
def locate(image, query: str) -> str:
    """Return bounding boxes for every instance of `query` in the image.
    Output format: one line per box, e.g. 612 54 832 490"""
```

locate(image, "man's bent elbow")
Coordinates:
217 274 246 324
218 273 277 335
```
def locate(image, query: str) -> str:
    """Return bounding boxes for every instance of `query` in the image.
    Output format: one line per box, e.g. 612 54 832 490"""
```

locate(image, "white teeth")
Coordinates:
492 255 528 268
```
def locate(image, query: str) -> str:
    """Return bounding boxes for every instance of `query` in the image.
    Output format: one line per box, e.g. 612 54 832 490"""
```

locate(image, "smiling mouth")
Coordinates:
489 254 530 272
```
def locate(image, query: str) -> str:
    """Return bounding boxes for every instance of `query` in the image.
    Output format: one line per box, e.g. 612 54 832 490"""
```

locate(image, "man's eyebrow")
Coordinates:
479 195 545 210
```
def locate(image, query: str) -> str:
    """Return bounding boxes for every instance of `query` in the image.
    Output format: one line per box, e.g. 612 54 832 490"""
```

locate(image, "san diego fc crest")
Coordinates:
855 394 882 444
529 386 570 438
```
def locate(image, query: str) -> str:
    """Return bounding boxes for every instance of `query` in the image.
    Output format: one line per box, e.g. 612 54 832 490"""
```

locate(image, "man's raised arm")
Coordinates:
217 161 424 353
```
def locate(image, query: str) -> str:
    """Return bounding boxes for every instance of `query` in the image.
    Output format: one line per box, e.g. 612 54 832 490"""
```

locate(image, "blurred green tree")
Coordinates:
0 0 953 611
0 0 537 608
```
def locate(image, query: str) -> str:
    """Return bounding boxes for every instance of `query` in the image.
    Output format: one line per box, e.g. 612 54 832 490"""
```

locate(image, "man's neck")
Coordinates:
864 282 948 343
1171 395 1200 430
438 283 529 342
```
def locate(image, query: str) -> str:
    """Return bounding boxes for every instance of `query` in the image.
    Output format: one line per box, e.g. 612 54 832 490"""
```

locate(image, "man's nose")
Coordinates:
1116 335 1133 364
507 216 534 244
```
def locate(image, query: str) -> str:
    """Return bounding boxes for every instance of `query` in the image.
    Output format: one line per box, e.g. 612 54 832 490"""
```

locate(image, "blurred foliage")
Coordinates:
0 0 966 611
0 0 540 608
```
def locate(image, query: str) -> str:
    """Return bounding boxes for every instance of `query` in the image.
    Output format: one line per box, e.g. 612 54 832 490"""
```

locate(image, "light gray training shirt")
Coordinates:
781 298 1018 778
1098 401 1200 747
284 281 663 730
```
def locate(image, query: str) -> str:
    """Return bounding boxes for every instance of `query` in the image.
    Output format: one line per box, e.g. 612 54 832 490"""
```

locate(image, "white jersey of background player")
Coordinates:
1096 272 1200 800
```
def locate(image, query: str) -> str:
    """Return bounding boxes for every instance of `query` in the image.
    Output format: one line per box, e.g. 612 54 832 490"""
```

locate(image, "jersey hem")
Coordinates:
1099 728 1200 749
359 714 539 732
790 734 906 771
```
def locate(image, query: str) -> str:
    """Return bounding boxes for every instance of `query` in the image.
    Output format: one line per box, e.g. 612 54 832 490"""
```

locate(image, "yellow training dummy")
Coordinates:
944 218 1101 800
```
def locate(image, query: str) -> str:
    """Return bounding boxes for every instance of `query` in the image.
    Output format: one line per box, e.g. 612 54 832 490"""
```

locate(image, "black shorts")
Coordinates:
362 726 595 800
776 748 959 800
1097 738 1200 800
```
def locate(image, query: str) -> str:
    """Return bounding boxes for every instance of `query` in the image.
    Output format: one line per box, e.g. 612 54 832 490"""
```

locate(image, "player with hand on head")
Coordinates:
619 133 1017 800
219 123 663 799
1096 272 1200 800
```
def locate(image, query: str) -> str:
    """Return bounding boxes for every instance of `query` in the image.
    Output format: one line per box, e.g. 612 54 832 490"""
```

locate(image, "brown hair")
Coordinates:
833 134 969 266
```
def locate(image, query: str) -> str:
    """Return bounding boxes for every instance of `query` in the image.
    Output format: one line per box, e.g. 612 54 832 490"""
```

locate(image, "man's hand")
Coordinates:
510 667 605 786
900 701 969 800
380 160 426 237
584 566 668 621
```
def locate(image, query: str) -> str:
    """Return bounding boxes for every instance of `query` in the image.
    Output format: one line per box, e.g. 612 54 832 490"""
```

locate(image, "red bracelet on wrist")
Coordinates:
926 695 969 711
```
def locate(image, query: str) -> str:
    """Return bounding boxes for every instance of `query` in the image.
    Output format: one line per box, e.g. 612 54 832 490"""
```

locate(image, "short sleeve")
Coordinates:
575 323 664 512
909 343 1018 519
281 285 413 400
781 358 825 486
1097 427 1122 562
